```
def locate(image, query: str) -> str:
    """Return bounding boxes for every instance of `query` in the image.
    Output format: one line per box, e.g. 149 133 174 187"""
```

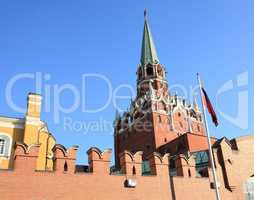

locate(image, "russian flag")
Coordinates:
201 88 219 127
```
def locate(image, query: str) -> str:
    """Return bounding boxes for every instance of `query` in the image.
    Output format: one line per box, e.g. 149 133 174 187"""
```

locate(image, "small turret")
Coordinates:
193 94 200 112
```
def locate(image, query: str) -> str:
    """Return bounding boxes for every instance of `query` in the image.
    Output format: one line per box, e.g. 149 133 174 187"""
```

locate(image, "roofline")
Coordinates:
234 133 254 142
0 116 25 124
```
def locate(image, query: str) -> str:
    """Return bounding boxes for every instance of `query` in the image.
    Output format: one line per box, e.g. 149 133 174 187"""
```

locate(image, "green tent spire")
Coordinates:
140 11 159 66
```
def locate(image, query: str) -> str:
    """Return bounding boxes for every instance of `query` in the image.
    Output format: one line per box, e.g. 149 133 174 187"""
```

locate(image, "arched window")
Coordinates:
64 161 68 172
132 166 136 175
0 134 12 157
146 66 153 76
0 139 5 155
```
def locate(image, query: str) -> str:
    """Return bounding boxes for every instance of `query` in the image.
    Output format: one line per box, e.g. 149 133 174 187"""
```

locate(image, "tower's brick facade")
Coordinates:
114 14 209 167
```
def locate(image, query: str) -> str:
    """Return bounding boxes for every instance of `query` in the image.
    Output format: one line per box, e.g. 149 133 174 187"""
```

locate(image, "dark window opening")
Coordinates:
162 103 167 111
146 67 153 76
0 139 5 155
64 161 68 172
132 166 136 175
158 115 162 123
169 159 177 176
138 68 142 79
142 160 151 175
193 151 209 177
142 101 149 112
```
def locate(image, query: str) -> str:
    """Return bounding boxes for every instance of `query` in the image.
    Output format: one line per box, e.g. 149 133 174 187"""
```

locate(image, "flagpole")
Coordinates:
197 73 221 200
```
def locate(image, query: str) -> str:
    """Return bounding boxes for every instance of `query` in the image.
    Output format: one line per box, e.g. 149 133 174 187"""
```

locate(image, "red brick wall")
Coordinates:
171 177 216 200
0 146 172 200
213 135 254 200
1 136 252 200
187 133 217 152
0 170 172 200
0 154 238 200
152 112 179 148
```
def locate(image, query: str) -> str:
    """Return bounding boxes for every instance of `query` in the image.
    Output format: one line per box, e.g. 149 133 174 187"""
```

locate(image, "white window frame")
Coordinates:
0 139 5 155
244 177 254 200
0 133 12 158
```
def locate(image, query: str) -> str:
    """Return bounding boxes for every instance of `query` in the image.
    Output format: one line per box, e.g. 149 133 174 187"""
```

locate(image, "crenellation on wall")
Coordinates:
119 150 143 176
175 153 196 177
87 147 112 174
147 152 169 176
52 144 79 174
1 137 254 200
14 142 40 173
9 143 210 180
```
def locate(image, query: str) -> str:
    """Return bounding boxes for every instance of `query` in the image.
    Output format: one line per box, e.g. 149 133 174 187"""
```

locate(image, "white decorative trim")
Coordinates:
26 116 40 121
172 107 187 118
28 94 42 100
0 156 10 160
0 116 24 123
28 101 41 105
138 78 167 87
25 115 42 126
25 121 42 126
0 120 24 129
26 123 41 127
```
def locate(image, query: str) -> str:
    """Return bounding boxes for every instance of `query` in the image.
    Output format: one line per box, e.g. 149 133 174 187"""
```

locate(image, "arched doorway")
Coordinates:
244 176 254 200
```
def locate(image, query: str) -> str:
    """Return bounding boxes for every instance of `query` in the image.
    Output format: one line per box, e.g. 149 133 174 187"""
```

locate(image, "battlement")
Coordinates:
1 140 248 200
87 147 112 174
14 142 41 173
52 144 79 174
9 142 205 179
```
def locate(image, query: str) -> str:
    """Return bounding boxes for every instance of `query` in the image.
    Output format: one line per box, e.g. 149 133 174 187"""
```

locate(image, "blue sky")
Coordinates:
0 0 253 164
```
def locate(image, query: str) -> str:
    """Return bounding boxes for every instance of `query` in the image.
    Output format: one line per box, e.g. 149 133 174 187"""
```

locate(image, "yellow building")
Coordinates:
0 93 56 170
